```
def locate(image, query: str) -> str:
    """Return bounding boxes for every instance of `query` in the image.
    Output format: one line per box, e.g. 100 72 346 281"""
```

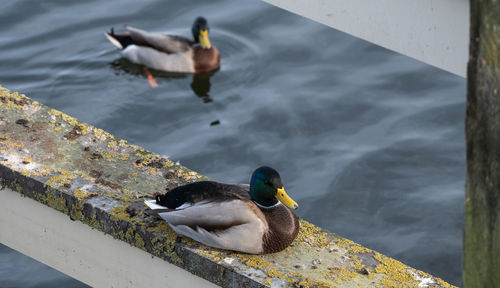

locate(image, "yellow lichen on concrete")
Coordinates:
75 124 89 136
120 154 130 161
164 229 184 264
45 169 78 188
129 144 146 153
331 265 363 284
296 220 331 248
107 140 125 150
150 233 183 264
346 243 372 254
334 237 355 249
266 267 287 278
110 206 131 221
238 254 273 270
196 247 226 263
186 219 357 287
39 188 68 214
70 201 85 222
177 170 199 181
92 127 113 142
0 87 29 111
134 153 168 168
179 235 199 246
22 156 33 164
134 232 146 251
100 151 119 162
48 109 79 127
0 134 24 153
147 221 173 235
73 188 87 200
73 188 97 200
19 166 52 178
372 252 456 288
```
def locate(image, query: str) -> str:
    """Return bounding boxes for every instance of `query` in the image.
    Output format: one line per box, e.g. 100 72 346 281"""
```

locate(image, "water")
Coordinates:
0 0 465 286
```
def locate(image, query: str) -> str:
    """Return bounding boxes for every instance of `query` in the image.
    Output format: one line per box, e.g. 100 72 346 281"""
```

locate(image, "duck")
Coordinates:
144 166 300 254
105 17 220 73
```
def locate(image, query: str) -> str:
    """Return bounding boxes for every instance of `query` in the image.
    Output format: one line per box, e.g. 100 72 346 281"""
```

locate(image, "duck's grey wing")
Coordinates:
163 200 266 254
125 25 193 54
145 182 265 253
155 181 250 209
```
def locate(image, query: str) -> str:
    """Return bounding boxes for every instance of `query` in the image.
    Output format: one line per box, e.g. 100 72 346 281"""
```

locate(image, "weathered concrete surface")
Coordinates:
0 86 455 287
464 0 500 287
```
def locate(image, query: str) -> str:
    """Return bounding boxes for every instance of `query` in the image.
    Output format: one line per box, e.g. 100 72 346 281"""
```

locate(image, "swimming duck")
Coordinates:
105 17 220 73
144 166 299 254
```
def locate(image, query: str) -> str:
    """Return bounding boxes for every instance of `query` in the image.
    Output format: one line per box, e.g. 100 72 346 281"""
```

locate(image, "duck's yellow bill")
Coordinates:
276 187 298 209
199 29 211 49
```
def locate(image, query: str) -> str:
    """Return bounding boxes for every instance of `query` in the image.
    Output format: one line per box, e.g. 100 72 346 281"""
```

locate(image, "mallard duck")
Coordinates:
105 17 220 73
144 166 299 254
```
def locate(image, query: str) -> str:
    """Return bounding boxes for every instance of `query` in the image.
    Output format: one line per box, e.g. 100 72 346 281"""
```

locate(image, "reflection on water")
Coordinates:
191 70 218 103
111 59 217 103
0 0 465 286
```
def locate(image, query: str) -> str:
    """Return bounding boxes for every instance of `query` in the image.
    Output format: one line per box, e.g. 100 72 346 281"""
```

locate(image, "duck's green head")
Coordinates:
250 166 298 209
192 16 211 49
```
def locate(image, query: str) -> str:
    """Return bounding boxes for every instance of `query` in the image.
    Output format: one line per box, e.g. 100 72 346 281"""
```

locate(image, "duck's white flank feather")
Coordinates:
144 200 192 210
144 200 165 210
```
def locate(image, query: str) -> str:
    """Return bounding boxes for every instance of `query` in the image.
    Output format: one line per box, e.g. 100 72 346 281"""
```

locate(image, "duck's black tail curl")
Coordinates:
105 27 134 50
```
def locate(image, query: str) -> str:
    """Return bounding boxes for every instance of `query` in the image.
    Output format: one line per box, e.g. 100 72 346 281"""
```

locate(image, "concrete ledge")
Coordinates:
0 86 455 287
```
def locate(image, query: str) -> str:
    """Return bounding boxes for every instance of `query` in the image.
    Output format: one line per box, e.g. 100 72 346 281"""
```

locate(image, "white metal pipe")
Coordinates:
0 188 218 288
262 0 469 77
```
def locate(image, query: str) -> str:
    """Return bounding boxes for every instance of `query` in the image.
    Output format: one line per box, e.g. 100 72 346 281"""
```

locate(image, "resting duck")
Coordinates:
144 167 299 254
105 17 220 73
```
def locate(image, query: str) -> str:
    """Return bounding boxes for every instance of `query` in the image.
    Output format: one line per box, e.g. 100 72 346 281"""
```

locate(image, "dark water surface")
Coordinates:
0 0 465 286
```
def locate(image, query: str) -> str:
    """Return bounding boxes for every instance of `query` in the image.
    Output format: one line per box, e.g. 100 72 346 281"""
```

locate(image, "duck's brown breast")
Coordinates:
193 46 220 73
261 204 299 254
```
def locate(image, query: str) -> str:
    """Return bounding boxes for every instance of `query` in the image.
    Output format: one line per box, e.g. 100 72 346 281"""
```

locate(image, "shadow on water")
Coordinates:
110 58 218 103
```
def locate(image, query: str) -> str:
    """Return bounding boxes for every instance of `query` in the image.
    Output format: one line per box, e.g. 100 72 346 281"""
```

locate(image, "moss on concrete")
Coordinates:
0 86 455 288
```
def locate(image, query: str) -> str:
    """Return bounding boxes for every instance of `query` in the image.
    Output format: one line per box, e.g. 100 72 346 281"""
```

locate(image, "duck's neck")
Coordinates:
250 193 278 207
253 199 279 209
